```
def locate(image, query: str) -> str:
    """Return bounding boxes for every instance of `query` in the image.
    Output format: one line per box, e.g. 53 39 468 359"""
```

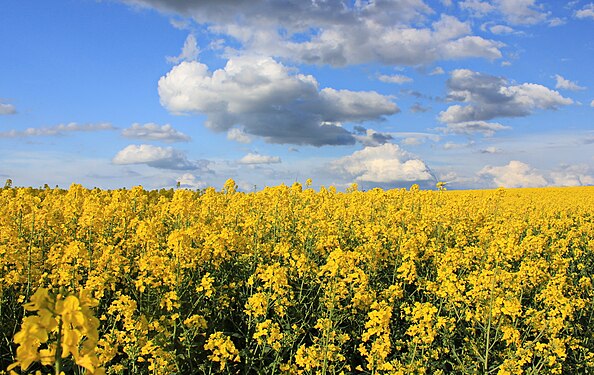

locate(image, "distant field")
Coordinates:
1 182 593 374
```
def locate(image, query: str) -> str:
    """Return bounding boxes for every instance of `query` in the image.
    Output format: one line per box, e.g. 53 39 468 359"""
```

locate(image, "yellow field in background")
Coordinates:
1 182 593 374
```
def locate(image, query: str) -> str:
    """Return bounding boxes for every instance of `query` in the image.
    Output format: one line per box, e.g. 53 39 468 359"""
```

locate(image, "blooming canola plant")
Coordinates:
0 181 593 374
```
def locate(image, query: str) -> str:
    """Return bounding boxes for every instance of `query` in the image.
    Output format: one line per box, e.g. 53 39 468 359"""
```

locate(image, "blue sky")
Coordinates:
1 0 593 190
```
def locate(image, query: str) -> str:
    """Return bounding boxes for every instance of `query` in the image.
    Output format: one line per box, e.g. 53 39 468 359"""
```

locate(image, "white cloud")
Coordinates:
439 69 573 124
176 173 207 189
459 0 496 16
439 35 504 61
548 17 565 27
429 67 445 75
158 56 398 146
239 152 281 165
0 122 115 138
226 128 252 144
591 100 594 107
437 121 510 136
169 18 191 30
331 143 434 184
575 3 594 19
550 164 594 186
496 0 548 25
353 128 394 147
378 74 413 84
460 0 549 25
0 102 16 115
481 146 502 153
122 1 503 66
443 141 471 150
112 144 207 170
167 34 199 64
489 24 515 34
554 74 586 91
479 160 547 188
122 123 191 142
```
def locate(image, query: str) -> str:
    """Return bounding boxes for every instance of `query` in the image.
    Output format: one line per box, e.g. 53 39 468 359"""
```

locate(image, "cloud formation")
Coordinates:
239 153 281 165
331 143 434 185
176 173 207 189
378 74 413 84
460 0 549 25
0 102 16 115
353 128 394 147
122 123 191 142
226 128 252 144
122 1 503 66
550 164 594 186
575 3 594 19
437 120 510 136
554 74 586 91
479 160 547 188
167 34 199 64
439 69 572 125
0 123 115 138
112 144 207 170
158 56 398 146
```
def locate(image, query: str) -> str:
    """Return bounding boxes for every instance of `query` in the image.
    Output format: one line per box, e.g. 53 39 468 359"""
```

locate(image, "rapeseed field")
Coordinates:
1 181 593 374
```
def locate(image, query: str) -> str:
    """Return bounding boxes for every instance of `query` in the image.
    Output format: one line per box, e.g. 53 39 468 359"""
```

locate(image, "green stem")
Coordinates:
55 318 63 375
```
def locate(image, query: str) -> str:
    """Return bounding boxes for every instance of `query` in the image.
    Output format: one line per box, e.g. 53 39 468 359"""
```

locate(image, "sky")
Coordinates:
1 0 593 191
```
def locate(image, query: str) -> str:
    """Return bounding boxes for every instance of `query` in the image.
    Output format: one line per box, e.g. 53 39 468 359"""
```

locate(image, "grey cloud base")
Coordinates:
122 0 503 67
158 57 399 146
438 69 573 135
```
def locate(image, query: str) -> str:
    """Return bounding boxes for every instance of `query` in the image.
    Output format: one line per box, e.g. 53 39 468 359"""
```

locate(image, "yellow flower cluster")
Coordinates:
1 182 593 374
9 288 102 374
203 332 240 370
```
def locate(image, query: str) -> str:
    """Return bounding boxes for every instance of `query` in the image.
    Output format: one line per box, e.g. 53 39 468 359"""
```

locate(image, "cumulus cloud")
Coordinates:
0 102 16 115
479 160 547 188
459 0 496 16
496 0 548 25
429 67 445 75
550 164 594 186
378 74 413 84
0 122 115 138
226 128 252 144
461 0 549 25
437 121 510 136
353 129 394 147
554 74 586 91
158 56 398 146
122 1 503 66
439 69 573 125
239 153 281 165
489 24 516 34
112 144 207 170
575 3 594 19
122 123 191 142
176 173 207 189
331 143 434 185
167 34 199 64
